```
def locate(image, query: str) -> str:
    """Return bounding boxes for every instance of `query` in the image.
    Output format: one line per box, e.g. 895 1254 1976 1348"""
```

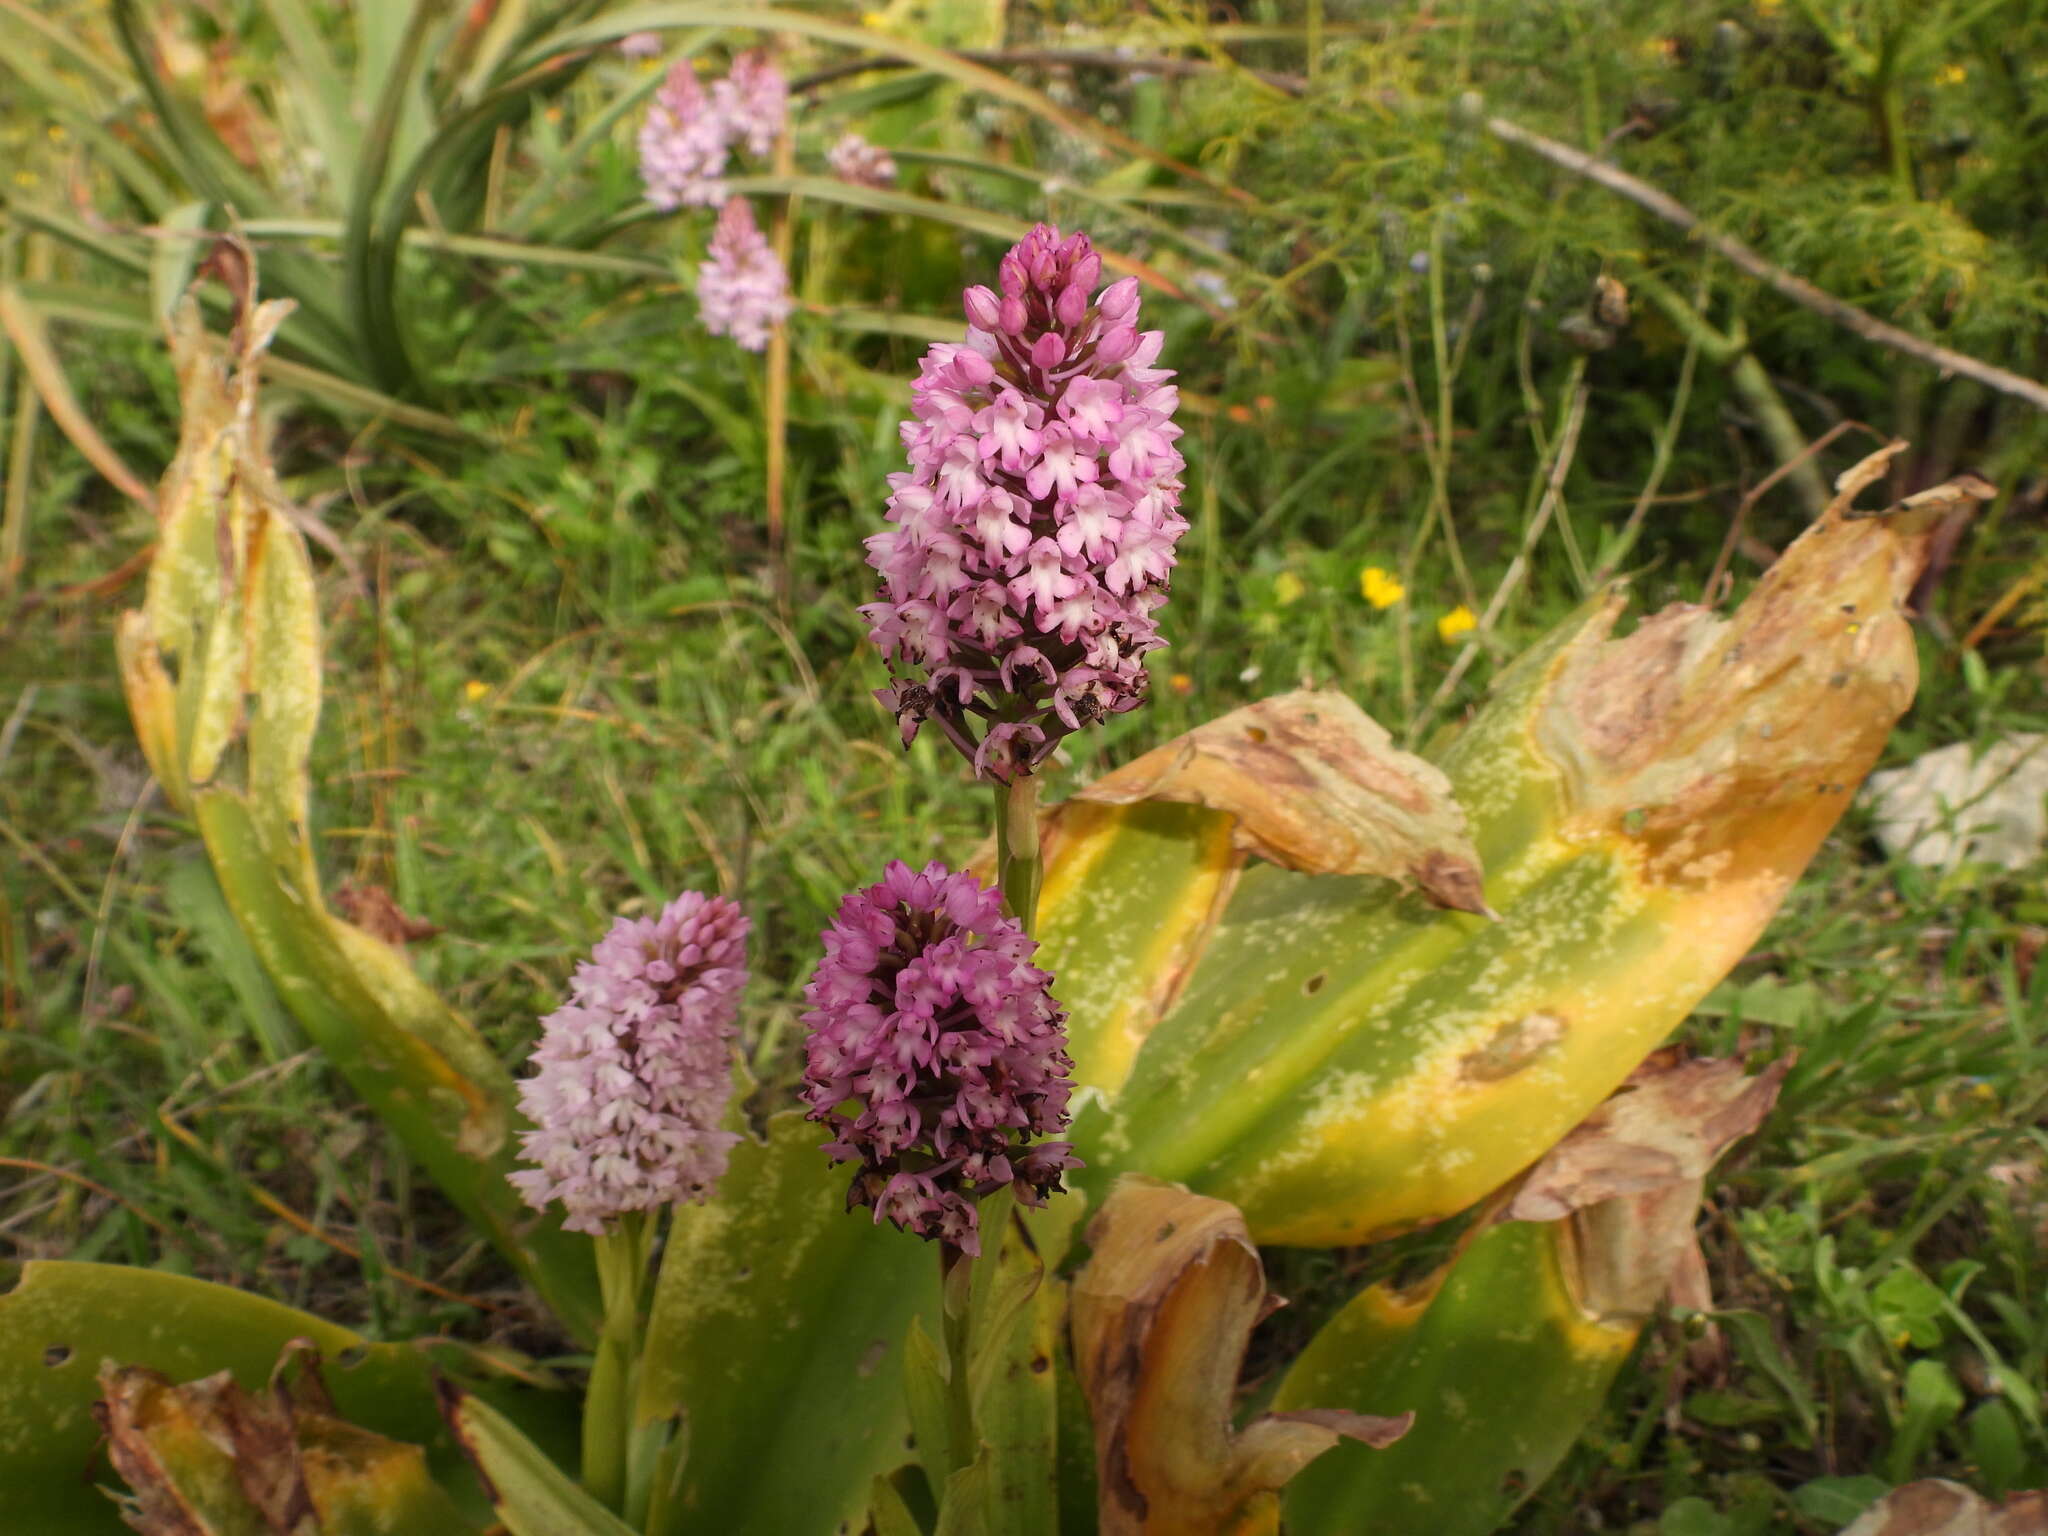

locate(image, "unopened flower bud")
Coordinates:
1094 324 1138 364
964 285 1003 331
1098 276 1140 321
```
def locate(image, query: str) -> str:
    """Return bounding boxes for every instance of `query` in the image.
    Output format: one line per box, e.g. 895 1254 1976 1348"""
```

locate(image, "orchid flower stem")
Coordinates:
939 1243 979 1480
585 1211 651 1514
993 774 1042 937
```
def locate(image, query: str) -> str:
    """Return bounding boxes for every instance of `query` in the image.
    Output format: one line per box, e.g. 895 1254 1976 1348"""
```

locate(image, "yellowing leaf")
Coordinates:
1073 690 1488 914
1275 1052 1785 1536
1045 449 1963 1246
1070 1177 1408 1536
95 1347 472 1536
116 259 600 1340
1836 1480 2048 1535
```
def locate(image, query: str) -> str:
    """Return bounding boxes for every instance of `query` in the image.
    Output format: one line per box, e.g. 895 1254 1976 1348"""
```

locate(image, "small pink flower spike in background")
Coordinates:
510 892 750 1234
827 131 897 189
800 860 1081 1257
697 198 794 353
862 224 1187 782
638 62 731 209
714 49 790 160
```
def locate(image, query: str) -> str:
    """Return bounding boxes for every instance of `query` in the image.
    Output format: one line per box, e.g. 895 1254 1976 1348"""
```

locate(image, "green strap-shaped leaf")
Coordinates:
636 1110 941 1536
191 785 602 1342
445 1393 641 1536
1273 1221 1639 1536
961 1203 1064 1536
1053 475 1949 1246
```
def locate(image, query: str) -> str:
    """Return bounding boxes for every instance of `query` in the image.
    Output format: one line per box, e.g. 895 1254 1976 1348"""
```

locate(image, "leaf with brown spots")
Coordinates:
1501 1052 1790 1324
1073 690 1489 913
94 1347 470 1535
1070 1177 1409 1536
1538 442 1991 888
1837 1480 2048 1536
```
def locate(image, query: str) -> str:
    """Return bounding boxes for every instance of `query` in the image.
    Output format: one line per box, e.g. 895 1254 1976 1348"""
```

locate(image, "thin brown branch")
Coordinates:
1485 114 2048 415
1703 421 1871 603
0 284 157 510
794 47 1308 96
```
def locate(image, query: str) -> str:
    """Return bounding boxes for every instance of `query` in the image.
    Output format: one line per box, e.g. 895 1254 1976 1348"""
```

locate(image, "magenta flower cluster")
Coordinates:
827 131 896 189
699 198 793 353
637 48 788 210
510 892 750 1235
861 225 1187 781
800 860 1080 1256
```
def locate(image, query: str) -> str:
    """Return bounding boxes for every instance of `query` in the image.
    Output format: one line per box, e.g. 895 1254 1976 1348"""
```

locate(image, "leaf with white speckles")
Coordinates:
1042 450 1960 1247
636 1110 941 1536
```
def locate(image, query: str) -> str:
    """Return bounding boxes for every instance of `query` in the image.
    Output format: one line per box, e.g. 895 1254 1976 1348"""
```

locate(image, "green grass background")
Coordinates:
4 1 2048 1530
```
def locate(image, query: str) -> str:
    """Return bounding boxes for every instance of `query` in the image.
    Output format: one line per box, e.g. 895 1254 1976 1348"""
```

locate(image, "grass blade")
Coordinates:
721 174 1206 304
0 285 156 508
344 0 448 394
255 0 361 190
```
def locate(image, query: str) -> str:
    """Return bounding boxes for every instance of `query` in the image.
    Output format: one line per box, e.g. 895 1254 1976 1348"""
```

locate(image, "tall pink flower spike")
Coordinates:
861 225 1187 782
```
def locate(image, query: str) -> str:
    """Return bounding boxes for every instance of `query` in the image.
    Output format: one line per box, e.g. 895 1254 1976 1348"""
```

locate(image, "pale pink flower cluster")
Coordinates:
637 48 788 210
510 892 750 1235
698 199 793 352
862 224 1186 781
715 49 789 159
827 131 897 189
638 63 730 210
617 31 663 60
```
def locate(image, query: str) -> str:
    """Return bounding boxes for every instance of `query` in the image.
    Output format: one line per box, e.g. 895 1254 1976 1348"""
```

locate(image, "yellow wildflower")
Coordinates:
464 679 491 702
1273 571 1306 607
1934 63 1967 86
1169 672 1193 696
1359 566 1405 609
1437 605 1477 643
